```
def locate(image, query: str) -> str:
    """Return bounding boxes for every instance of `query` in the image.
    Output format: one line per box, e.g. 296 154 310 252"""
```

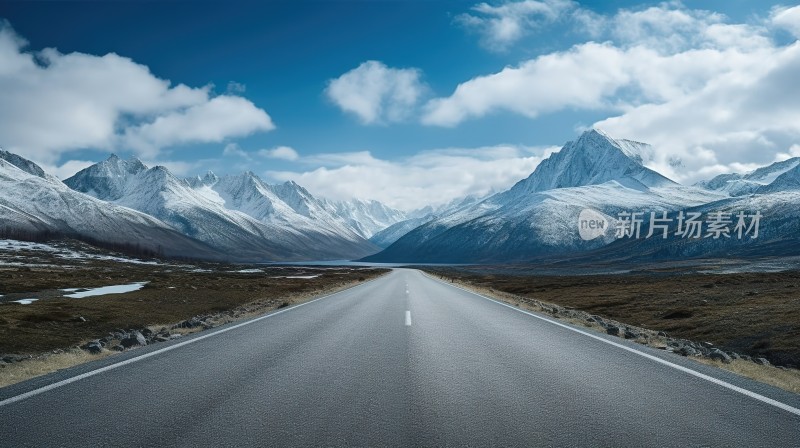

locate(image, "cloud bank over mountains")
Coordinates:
3 2 800 211
328 2 800 188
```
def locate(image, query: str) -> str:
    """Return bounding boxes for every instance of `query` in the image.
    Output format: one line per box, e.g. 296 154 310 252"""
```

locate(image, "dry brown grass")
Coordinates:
0 262 387 387
694 358 800 394
0 349 113 388
0 265 386 354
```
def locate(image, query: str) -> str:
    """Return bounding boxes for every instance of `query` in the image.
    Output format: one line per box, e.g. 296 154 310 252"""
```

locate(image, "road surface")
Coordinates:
1 269 799 447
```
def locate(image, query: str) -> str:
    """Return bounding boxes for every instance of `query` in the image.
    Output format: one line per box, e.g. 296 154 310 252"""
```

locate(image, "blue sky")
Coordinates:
1 1 799 210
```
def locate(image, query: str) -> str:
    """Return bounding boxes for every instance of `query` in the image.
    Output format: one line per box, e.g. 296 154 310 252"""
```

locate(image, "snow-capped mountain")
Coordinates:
0 151 220 259
329 198 407 239
536 149 800 263
9 126 800 265
368 193 491 248
203 172 376 249
197 171 407 240
65 157 379 261
369 214 434 248
507 129 674 195
365 130 724 263
757 162 800 194
0 149 52 180
698 157 800 196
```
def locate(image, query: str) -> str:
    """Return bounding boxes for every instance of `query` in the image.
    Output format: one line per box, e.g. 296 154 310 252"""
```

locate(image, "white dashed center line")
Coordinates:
405 310 412 326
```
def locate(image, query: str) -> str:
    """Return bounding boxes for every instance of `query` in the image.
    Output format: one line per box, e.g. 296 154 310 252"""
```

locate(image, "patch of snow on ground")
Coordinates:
11 298 38 305
65 282 148 298
0 261 25 266
0 239 159 265
0 240 59 252
271 275 320 279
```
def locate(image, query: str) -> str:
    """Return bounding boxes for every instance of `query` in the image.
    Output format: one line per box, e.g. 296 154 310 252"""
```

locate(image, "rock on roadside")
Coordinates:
120 331 147 348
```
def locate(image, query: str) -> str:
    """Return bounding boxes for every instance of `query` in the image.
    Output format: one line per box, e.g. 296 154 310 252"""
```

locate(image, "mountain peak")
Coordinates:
574 128 652 165
98 153 147 175
65 156 153 200
0 148 48 179
203 170 219 183
506 130 674 196
578 128 612 142
279 180 309 194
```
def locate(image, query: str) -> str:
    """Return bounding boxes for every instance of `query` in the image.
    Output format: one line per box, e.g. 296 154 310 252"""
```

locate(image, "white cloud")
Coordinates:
428 3 775 127
608 5 725 53
775 144 800 161
226 81 246 95
259 146 299 161
422 42 632 126
325 60 427 124
267 145 556 210
595 42 800 183
771 5 800 38
0 22 274 165
224 143 300 162
40 159 94 180
425 3 800 184
456 0 576 51
121 96 273 158
223 142 251 159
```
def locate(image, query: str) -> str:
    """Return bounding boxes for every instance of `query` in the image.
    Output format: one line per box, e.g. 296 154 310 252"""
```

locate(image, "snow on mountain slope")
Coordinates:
329 198 407 239
0 149 51 180
368 181 723 263
369 215 434 248
0 155 220 259
207 173 374 246
368 194 492 248
697 158 800 196
365 129 722 263
580 187 800 263
506 129 674 196
65 157 378 261
757 162 800 194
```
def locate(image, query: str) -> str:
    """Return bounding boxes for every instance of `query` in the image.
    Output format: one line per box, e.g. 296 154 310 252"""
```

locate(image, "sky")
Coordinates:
1 0 799 211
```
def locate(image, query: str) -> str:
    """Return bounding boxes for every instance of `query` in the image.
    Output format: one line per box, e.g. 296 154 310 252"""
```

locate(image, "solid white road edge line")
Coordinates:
0 274 385 408
405 310 412 326
421 270 800 418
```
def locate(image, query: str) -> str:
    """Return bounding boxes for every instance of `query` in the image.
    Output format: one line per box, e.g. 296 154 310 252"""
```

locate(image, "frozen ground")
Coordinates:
0 239 159 266
64 282 149 298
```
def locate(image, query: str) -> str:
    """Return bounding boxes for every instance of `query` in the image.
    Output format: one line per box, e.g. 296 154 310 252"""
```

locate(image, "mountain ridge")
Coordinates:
65 156 384 261
364 129 729 263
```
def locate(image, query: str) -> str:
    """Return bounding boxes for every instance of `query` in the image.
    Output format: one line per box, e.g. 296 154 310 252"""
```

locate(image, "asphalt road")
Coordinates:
1 268 799 447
